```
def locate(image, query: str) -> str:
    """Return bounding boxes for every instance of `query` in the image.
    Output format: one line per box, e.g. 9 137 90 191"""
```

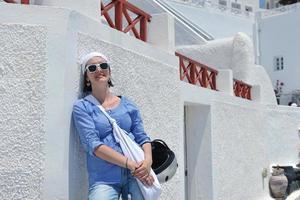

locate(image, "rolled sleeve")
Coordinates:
72 101 103 156
125 99 151 146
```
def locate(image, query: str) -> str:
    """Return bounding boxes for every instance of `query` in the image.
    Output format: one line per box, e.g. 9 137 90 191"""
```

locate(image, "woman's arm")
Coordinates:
125 98 151 146
134 142 152 175
142 142 153 168
94 145 138 171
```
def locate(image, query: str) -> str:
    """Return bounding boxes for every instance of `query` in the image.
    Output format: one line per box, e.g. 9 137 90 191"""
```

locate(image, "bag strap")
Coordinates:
84 94 116 124
97 104 116 124
84 94 122 144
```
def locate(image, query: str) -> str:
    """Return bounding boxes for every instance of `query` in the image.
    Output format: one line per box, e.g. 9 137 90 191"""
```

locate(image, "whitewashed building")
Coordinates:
158 0 300 105
1 1 300 200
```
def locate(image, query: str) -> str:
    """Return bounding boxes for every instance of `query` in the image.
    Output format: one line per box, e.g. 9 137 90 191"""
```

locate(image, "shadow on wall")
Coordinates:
69 71 88 200
69 112 89 200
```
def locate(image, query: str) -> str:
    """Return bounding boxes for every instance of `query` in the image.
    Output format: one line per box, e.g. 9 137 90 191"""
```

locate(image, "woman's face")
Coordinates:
85 56 110 88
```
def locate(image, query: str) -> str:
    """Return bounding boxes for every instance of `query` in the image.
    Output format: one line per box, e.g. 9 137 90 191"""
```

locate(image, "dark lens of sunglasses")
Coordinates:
100 63 109 69
87 65 97 72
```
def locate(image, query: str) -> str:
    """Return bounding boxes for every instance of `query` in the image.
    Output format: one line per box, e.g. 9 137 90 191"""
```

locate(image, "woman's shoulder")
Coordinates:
120 95 133 105
73 97 93 112
120 96 139 111
73 98 85 107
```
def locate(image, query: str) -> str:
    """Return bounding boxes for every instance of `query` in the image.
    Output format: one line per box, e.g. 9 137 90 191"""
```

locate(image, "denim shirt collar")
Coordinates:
84 94 123 107
84 94 101 106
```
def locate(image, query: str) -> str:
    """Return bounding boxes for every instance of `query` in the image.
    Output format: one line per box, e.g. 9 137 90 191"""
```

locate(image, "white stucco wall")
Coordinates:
0 23 47 200
181 82 300 200
211 101 300 200
2 2 300 200
0 3 183 200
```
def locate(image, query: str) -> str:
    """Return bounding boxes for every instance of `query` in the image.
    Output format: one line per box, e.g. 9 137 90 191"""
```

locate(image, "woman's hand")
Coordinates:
127 159 154 186
127 159 139 173
133 159 152 181
141 174 155 186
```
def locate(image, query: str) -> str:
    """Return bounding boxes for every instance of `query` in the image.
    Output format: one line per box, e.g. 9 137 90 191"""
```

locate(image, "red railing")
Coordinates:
101 0 151 42
4 0 29 4
175 52 218 90
233 79 252 100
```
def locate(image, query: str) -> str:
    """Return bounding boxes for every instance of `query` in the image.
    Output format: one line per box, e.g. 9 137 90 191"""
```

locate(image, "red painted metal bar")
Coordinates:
123 8 140 39
124 1 151 20
175 52 218 90
101 1 116 28
21 0 29 4
101 0 151 42
123 15 141 33
233 79 252 100
175 52 218 73
4 0 17 3
140 16 147 42
115 0 123 31
4 0 29 3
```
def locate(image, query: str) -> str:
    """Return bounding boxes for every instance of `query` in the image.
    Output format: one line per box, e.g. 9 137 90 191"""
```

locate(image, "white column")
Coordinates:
148 13 175 54
251 85 261 102
216 69 234 96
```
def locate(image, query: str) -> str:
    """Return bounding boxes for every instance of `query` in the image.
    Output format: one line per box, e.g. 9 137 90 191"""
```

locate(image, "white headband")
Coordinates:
80 52 109 74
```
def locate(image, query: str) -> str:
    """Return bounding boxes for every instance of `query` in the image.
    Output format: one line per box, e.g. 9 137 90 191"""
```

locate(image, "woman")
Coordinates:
72 52 154 200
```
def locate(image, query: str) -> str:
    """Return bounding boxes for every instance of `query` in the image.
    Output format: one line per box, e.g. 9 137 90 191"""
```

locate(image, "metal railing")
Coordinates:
175 52 253 100
101 0 152 42
167 0 255 20
259 2 299 19
175 52 218 90
3 0 29 4
151 0 214 41
233 79 252 100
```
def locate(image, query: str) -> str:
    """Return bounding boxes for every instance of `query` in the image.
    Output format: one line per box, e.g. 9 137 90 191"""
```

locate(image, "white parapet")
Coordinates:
148 13 175 54
34 0 101 21
216 69 234 96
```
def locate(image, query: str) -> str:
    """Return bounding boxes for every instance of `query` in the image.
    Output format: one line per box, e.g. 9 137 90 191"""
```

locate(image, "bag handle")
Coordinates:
152 139 171 151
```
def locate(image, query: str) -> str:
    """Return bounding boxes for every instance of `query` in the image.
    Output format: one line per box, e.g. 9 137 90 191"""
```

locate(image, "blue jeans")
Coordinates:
88 168 144 200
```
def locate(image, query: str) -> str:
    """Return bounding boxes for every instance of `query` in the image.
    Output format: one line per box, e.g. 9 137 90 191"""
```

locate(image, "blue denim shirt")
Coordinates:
72 94 150 187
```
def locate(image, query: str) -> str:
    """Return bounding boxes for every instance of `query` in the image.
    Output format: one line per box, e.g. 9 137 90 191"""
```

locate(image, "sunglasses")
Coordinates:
85 63 109 73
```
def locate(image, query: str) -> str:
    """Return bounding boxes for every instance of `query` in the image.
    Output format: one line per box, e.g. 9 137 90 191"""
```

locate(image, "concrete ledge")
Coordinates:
34 0 101 21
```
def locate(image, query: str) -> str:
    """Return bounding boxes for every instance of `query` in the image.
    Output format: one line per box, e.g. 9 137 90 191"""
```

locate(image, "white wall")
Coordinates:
2 2 300 200
0 3 183 200
181 82 300 200
0 23 47 200
257 3 300 104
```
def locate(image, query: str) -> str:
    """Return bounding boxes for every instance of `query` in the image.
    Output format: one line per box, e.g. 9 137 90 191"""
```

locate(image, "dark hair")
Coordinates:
83 70 114 93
